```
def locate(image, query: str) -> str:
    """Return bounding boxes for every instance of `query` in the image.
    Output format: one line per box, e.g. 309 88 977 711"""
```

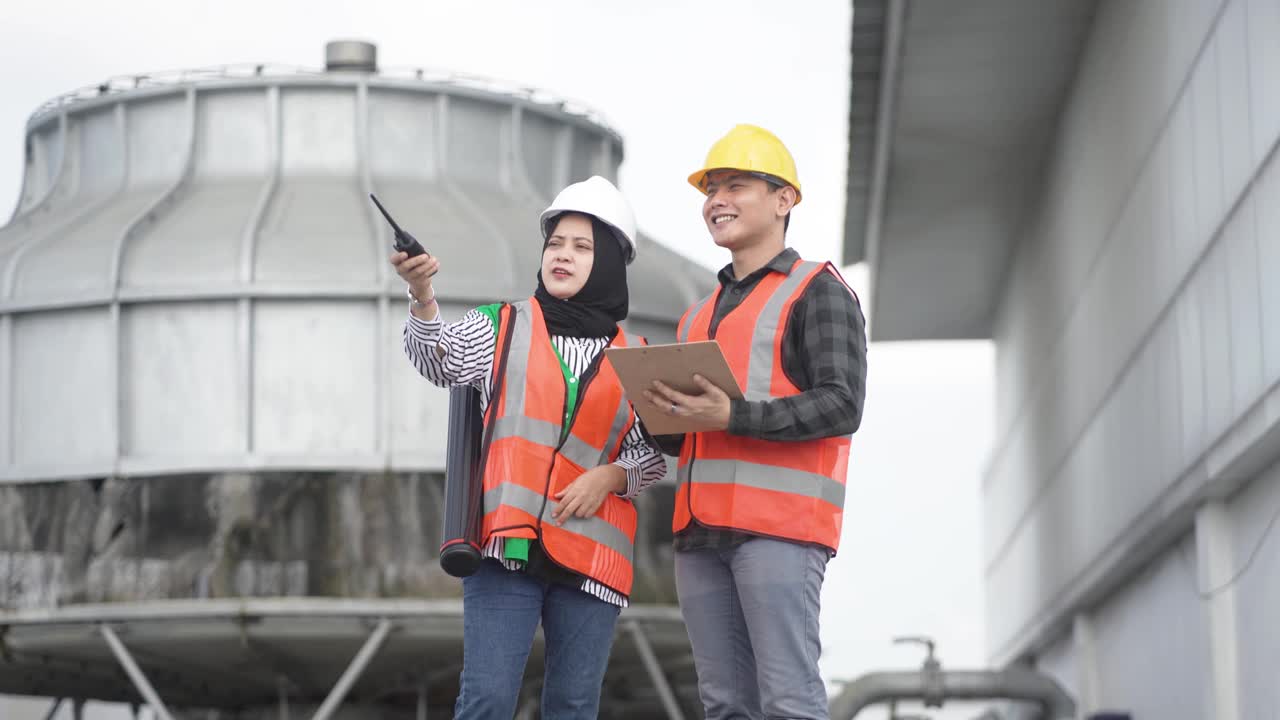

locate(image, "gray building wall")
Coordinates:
1088 535 1212 717
986 0 1280 715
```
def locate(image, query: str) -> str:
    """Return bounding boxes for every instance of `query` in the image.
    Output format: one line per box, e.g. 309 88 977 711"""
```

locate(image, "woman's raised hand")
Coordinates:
390 251 440 302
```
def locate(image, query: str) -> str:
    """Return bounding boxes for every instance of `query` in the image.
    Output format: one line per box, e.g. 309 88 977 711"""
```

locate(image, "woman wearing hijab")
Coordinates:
391 176 665 719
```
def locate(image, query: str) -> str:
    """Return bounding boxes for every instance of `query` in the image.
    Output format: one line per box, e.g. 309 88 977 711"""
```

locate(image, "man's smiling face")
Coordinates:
701 170 792 251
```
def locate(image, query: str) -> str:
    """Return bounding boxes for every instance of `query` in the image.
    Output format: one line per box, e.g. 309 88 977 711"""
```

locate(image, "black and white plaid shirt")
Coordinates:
656 248 868 553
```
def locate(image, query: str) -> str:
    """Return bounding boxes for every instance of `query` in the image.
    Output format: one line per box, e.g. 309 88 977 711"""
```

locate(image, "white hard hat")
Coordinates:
540 176 638 264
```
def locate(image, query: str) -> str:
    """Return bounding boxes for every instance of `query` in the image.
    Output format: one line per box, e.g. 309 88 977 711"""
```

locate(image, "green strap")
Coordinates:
479 301 581 427
474 304 533 563
549 340 580 443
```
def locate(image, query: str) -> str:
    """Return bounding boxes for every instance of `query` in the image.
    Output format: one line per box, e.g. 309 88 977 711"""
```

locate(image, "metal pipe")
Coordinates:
354 77 390 467
309 618 393 720
435 93 519 290
508 105 548 206
1 111 68 469
238 83 280 457
416 676 428 720
829 667 1075 720
550 123 572 199
99 624 177 720
1 314 10 470
8 109 68 224
2 106 131 299
107 86 198 474
626 619 687 720
1 598 684 626
1072 613 1102 716
278 676 290 720
1197 501 1243 720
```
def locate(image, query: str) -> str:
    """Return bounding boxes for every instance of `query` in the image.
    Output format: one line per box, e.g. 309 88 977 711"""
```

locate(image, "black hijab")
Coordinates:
534 214 630 338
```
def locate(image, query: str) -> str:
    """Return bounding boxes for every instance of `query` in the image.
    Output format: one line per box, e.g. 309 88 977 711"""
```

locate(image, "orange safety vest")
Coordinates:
479 299 642 596
672 258 853 553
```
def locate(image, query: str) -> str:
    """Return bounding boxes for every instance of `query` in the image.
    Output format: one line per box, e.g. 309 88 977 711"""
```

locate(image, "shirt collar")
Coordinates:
716 247 800 287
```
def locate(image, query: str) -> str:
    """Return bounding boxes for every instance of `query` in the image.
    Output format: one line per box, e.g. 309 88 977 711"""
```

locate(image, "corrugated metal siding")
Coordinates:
988 0 1280 670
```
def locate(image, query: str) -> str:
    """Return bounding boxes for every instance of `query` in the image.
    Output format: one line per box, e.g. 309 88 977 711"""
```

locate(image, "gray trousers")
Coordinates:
674 536 830 720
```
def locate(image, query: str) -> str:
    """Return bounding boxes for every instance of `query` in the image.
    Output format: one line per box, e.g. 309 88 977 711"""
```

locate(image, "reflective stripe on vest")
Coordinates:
481 300 639 594
673 259 852 553
683 458 846 507
484 481 634 564
677 293 715 343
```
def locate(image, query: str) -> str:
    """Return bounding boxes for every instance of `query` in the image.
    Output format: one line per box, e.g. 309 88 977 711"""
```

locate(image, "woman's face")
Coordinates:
541 213 596 299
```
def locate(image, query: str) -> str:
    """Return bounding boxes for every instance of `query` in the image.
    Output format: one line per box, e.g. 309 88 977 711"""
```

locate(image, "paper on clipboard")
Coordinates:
603 341 743 435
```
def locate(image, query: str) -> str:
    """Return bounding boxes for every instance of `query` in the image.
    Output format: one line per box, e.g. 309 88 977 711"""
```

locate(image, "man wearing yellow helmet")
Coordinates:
646 124 868 720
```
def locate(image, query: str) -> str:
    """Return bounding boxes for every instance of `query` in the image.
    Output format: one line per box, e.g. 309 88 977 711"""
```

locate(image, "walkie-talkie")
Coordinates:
369 193 429 258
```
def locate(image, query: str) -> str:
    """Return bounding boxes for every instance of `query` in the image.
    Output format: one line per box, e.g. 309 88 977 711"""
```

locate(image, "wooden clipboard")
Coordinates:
603 341 743 435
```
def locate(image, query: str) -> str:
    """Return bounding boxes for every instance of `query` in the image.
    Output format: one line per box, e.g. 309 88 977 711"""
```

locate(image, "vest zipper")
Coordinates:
706 286 726 339
686 290 720 528
685 432 699 523
538 339 609 529
557 351 606 449
535 342 618 592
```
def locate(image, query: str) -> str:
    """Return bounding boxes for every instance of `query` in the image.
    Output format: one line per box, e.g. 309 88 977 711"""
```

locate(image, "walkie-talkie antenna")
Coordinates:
369 193 429 258
369 193 404 234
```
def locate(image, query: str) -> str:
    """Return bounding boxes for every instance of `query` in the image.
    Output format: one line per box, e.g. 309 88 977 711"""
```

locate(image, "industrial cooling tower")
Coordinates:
0 40 710 720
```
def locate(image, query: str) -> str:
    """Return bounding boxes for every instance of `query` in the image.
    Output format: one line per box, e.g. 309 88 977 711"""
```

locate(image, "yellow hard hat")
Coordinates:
688 124 802 205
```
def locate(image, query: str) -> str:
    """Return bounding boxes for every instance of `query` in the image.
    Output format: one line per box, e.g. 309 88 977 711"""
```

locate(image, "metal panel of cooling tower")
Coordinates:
0 44 711 718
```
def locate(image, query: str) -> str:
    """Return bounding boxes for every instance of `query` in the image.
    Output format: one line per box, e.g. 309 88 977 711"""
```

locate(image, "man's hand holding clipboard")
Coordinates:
646 373 736 433
603 341 743 435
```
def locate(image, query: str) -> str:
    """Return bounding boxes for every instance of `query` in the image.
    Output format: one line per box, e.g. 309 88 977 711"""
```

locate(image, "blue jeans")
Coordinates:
675 537 830 720
454 559 621 719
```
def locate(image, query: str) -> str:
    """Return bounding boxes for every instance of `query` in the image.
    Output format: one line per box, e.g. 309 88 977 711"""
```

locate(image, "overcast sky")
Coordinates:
0 3 995 718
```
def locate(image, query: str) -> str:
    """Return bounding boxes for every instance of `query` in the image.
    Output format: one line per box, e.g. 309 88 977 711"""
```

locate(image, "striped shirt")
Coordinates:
403 305 666 606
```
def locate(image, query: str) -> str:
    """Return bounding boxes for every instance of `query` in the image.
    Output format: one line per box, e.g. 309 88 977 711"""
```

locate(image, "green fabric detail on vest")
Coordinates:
475 303 503 337
504 537 530 562
549 340 579 443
